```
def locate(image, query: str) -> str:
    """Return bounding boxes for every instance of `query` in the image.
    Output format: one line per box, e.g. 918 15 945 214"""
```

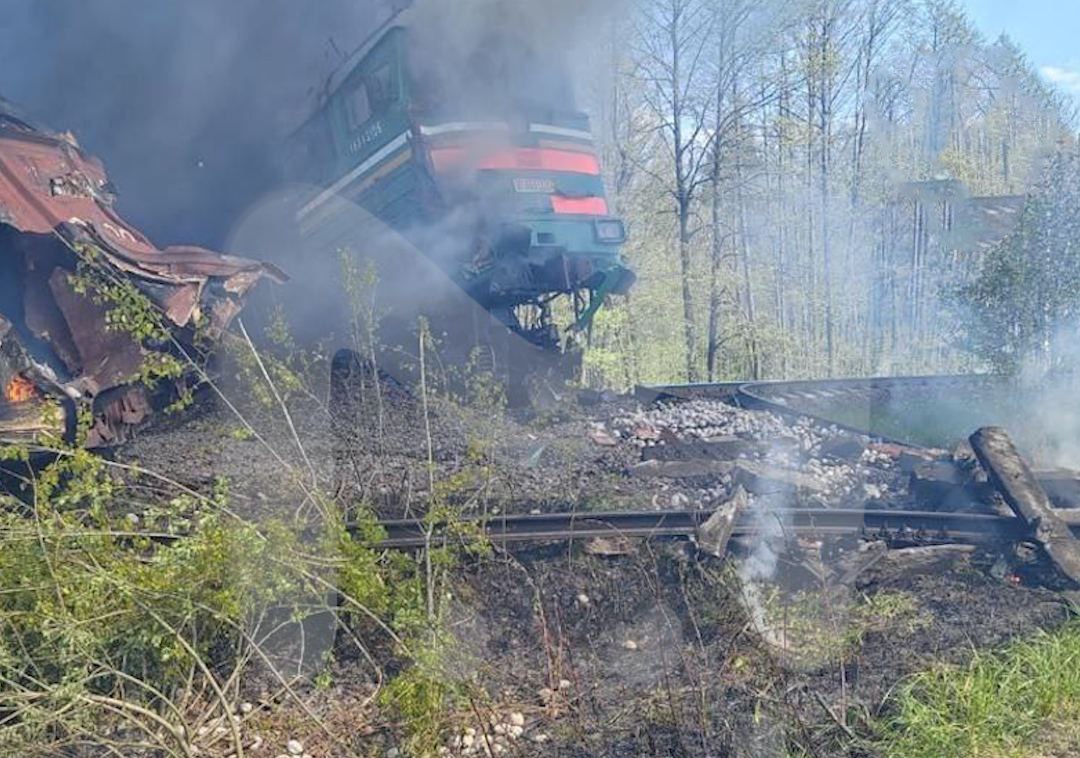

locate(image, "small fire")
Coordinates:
4 375 36 403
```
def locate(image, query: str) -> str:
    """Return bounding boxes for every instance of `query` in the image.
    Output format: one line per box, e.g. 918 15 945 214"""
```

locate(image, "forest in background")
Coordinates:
577 0 1079 387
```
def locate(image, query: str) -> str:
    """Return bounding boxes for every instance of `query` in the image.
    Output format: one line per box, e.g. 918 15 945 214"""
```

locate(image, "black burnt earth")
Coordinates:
108 375 1079 757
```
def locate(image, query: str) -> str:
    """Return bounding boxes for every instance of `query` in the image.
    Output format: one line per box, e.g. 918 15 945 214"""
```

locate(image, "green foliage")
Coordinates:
378 635 466 754
340 249 384 352
228 333 307 408
0 226 492 756
68 245 172 345
0 433 412 755
760 588 929 667
878 620 1080 758
339 524 475 756
5 454 282 647
954 150 1080 374
363 444 493 754
66 243 199 416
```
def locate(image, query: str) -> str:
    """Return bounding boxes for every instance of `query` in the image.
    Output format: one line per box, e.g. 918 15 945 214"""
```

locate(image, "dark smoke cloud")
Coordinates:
0 0 624 255
410 0 621 53
0 0 379 248
407 0 624 111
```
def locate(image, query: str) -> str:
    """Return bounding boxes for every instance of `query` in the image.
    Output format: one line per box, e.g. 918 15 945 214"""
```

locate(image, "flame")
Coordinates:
4 375 37 404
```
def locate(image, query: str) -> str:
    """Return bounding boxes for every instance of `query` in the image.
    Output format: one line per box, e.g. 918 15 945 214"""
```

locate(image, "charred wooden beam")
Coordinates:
970 426 1080 586
734 460 830 496
642 436 797 462
1037 469 1080 508
1060 510 1080 527
909 459 1080 509
909 461 994 508
628 459 735 479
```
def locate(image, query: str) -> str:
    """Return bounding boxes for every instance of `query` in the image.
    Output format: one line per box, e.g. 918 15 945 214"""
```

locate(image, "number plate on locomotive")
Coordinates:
513 178 556 194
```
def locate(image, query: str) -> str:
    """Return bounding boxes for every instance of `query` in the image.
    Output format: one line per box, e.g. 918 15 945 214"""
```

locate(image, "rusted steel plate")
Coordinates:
0 96 284 447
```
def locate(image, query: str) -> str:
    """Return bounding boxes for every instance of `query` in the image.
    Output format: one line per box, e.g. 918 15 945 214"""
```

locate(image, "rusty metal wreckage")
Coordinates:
0 97 284 448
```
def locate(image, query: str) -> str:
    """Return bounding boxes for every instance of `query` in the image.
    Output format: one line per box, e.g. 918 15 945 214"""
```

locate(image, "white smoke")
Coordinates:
737 494 788 639
1017 322 1080 468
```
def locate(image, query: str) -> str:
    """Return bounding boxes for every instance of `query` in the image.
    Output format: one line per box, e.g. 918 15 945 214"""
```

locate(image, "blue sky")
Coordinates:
964 0 1080 105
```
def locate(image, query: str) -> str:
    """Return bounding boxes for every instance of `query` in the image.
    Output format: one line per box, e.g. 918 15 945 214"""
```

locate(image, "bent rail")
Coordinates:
639 375 1007 446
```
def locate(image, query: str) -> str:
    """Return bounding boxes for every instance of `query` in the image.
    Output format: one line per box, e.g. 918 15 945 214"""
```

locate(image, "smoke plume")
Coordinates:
0 0 626 252
0 0 380 248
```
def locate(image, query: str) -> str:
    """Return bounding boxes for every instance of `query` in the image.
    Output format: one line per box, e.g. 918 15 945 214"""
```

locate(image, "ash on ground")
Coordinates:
109 375 1074 757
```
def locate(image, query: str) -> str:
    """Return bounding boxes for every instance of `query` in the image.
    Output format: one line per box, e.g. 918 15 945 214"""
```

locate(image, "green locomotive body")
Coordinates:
282 9 633 395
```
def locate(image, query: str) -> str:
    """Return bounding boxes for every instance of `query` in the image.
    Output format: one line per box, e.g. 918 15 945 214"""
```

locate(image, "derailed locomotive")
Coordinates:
274 3 634 401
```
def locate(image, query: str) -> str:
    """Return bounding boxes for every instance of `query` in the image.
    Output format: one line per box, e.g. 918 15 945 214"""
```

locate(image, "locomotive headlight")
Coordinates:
594 219 626 244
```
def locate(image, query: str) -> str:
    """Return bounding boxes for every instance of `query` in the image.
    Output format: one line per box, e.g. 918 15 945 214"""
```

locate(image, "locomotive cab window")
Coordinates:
366 63 397 113
344 85 372 131
341 36 402 133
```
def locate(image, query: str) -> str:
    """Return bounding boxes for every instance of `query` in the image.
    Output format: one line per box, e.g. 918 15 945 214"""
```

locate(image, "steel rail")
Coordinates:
637 375 1007 446
739 376 1003 441
373 506 1060 549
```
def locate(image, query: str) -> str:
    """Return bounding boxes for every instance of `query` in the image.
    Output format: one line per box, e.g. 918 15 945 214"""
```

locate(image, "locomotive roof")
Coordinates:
287 2 415 141
321 3 417 110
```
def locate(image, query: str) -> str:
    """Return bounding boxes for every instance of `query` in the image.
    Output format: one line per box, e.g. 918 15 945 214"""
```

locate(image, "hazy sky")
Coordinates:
965 0 1080 105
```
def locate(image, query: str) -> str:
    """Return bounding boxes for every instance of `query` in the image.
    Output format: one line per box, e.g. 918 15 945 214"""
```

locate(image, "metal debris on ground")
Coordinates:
695 485 749 558
0 96 283 447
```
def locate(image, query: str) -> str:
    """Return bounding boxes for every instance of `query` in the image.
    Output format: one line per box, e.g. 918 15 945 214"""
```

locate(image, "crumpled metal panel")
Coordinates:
0 122 284 316
0 313 65 443
0 97 285 447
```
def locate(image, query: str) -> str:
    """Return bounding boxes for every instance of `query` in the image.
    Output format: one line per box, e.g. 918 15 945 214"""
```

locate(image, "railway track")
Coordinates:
372 375 1069 551
95 506 1064 552
328 373 1072 556
374 506 1080 549
639 374 1009 446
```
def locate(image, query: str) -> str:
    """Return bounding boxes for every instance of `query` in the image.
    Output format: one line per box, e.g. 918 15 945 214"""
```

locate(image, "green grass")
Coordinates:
878 620 1080 758
758 589 929 669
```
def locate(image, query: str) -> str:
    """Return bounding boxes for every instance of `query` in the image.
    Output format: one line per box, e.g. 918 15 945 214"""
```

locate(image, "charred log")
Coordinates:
970 426 1080 587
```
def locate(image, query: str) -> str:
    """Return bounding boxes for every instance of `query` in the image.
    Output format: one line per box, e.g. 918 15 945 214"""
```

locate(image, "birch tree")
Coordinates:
634 0 715 380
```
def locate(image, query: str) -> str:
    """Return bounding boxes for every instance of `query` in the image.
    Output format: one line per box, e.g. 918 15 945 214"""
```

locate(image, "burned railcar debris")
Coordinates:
0 97 282 448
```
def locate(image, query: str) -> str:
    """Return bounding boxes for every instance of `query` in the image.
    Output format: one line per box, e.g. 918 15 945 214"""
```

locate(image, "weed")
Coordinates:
755 588 929 668
228 425 256 442
878 620 1080 758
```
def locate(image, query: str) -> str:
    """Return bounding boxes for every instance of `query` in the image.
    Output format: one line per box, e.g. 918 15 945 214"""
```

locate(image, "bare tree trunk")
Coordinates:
679 207 699 381
735 145 759 379
817 16 835 376
820 134 834 374
708 156 724 381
